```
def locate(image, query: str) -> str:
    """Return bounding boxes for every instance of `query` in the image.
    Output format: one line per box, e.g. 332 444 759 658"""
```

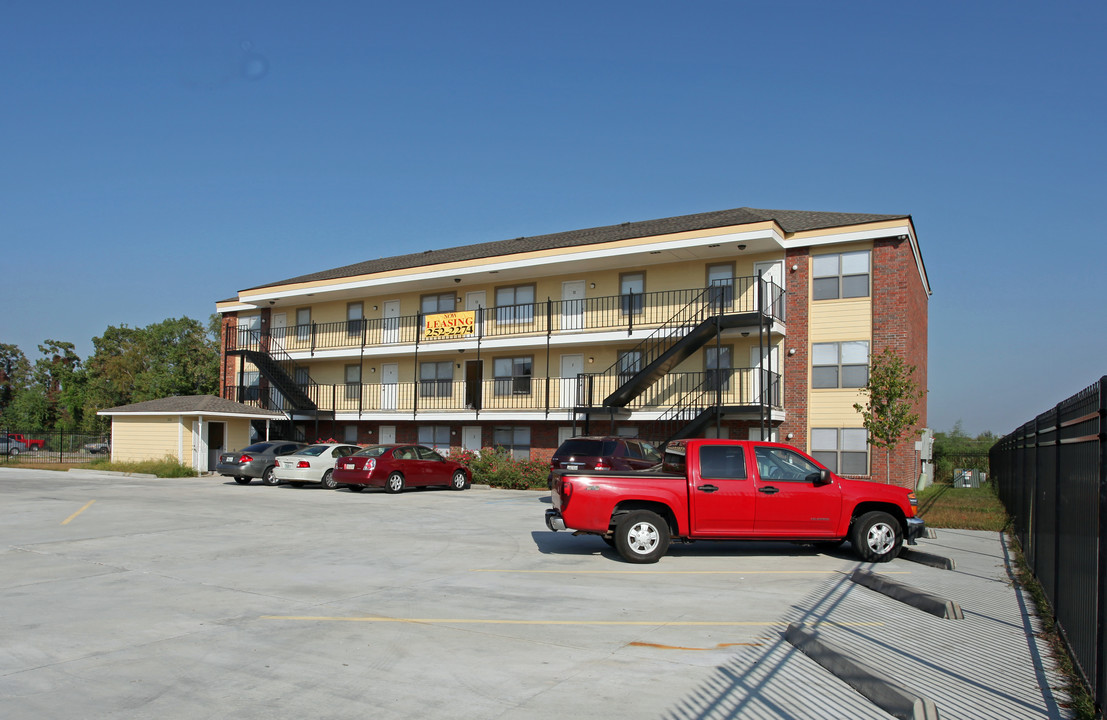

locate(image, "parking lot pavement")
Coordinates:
0 468 1071 719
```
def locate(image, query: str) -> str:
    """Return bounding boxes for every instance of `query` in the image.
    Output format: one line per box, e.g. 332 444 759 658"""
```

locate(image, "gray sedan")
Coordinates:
216 441 308 485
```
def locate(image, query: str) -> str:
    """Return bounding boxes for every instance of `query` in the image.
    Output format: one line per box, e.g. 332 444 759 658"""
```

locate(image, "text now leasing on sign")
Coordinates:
424 311 476 339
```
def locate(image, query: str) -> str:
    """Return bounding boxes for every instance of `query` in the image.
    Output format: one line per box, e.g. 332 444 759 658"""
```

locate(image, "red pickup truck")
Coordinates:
6 434 44 451
545 438 923 563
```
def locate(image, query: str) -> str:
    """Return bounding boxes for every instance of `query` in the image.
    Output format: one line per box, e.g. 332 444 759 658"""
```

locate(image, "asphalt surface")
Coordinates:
0 467 1073 719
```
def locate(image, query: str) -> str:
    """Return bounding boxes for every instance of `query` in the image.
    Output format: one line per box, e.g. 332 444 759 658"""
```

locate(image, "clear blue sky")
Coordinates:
2 1 1104 436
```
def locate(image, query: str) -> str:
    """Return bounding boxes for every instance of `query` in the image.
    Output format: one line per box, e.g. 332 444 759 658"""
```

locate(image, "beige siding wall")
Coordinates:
223 419 253 454
112 416 186 465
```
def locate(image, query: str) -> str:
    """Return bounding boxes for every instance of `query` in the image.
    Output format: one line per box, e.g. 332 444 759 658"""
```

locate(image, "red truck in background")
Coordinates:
545 438 924 564
6 434 44 451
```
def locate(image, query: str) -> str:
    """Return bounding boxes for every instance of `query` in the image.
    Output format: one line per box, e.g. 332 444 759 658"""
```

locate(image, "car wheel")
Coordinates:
614 510 670 564
234 476 251 485
851 511 902 562
262 466 279 486
346 484 364 493
321 470 337 489
449 470 467 491
385 471 405 494
9 447 20 457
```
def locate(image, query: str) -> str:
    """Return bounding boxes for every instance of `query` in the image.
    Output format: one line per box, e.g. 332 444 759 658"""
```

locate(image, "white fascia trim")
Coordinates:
240 228 782 305
783 222 929 296
98 410 286 420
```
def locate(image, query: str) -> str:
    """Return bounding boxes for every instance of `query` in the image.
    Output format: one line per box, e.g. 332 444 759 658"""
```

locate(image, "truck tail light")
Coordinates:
560 479 573 508
239 454 252 463
594 459 609 470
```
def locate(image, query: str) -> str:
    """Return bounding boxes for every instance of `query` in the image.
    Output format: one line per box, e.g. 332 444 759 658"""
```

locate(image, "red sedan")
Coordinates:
333 444 471 494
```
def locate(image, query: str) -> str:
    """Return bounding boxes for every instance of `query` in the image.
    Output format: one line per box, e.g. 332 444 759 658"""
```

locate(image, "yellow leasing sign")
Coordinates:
424 311 476 339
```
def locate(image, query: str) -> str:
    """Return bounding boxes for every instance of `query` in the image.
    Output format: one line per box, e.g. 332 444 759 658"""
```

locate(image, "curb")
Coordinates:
901 547 956 570
785 623 940 720
851 569 964 619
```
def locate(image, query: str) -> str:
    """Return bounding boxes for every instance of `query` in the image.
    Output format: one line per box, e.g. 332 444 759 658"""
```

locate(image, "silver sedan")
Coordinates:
274 443 362 489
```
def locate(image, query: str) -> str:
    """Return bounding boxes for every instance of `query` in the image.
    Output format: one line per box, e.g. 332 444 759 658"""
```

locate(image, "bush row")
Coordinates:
454 447 548 490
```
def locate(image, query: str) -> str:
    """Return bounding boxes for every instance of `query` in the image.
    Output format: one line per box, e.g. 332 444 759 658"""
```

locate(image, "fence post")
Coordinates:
1097 376 1106 714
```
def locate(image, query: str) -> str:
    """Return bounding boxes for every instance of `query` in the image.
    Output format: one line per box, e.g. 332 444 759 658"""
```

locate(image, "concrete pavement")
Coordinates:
0 467 1073 719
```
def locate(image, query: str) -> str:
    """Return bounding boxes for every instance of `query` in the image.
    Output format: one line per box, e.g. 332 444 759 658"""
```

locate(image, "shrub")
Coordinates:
455 447 548 489
89 456 198 478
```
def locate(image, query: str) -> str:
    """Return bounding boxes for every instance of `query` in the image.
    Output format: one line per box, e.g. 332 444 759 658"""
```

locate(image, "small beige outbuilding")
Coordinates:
98 396 286 473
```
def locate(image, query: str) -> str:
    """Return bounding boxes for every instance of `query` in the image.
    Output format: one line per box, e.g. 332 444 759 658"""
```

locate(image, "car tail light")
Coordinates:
297 461 310 469
366 458 376 473
239 454 252 463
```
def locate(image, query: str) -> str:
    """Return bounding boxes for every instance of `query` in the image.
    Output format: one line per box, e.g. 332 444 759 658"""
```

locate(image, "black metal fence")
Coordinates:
990 376 1106 714
0 429 112 463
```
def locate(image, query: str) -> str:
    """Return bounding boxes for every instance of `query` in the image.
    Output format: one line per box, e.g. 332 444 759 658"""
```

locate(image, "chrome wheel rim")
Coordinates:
389 474 402 492
452 472 465 489
627 522 659 555
866 522 896 554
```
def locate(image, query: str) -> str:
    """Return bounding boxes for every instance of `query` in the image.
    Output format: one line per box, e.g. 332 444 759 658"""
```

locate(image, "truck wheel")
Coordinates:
851 511 902 562
615 510 670 564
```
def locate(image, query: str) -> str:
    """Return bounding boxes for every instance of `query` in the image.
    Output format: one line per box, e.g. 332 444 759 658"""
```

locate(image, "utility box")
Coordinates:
954 469 986 488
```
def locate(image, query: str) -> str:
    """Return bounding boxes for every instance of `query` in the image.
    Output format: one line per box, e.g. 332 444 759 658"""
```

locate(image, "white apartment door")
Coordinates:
560 354 584 409
561 281 585 331
750 346 780 405
754 261 784 315
378 425 396 444
271 312 287 346
381 363 399 410
383 301 401 344
462 426 482 455
191 420 207 473
466 291 486 337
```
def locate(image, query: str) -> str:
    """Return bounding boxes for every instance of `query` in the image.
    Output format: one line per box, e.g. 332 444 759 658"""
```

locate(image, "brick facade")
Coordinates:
781 247 811 450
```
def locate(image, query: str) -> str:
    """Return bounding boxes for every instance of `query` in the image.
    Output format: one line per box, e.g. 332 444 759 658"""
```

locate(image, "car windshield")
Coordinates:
242 443 275 453
294 445 329 456
353 445 391 458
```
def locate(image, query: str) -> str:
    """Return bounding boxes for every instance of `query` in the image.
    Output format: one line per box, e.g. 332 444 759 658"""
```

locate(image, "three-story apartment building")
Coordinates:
216 206 929 486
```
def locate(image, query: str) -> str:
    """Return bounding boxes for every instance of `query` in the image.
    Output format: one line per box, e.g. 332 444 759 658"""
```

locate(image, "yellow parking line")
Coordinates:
61 500 95 525
260 616 883 627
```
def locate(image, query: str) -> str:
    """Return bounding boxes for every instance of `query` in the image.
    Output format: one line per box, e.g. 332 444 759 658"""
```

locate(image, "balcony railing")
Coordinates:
224 369 781 417
228 278 785 357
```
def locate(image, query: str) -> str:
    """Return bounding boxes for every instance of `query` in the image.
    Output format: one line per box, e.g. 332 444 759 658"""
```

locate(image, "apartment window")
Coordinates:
294 367 311 386
295 307 311 341
617 350 641 382
421 293 456 316
344 364 361 400
812 428 869 475
812 341 869 388
707 263 735 309
343 425 359 443
347 302 364 337
239 314 261 346
620 272 644 315
418 425 451 454
813 250 870 300
495 284 535 325
494 356 532 395
493 426 531 461
420 361 453 397
705 346 732 392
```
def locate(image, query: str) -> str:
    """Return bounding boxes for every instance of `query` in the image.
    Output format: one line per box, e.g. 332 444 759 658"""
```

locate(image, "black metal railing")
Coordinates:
0 429 113 464
227 328 317 412
235 278 785 357
990 376 1106 713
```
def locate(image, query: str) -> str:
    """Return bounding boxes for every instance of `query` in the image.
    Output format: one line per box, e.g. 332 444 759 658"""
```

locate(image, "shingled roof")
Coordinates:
98 395 286 418
242 206 907 292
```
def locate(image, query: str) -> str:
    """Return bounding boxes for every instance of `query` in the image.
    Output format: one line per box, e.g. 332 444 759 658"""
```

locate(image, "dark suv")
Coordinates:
548 436 662 486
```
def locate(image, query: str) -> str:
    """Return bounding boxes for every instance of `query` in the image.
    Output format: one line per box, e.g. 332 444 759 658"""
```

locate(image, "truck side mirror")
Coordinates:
811 469 832 485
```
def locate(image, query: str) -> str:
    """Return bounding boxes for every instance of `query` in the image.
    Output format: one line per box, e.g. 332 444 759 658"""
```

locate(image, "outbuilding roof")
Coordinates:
242 206 909 292
98 395 286 419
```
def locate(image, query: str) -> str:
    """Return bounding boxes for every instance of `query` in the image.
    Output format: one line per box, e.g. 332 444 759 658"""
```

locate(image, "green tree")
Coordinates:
0 343 31 422
853 347 926 483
